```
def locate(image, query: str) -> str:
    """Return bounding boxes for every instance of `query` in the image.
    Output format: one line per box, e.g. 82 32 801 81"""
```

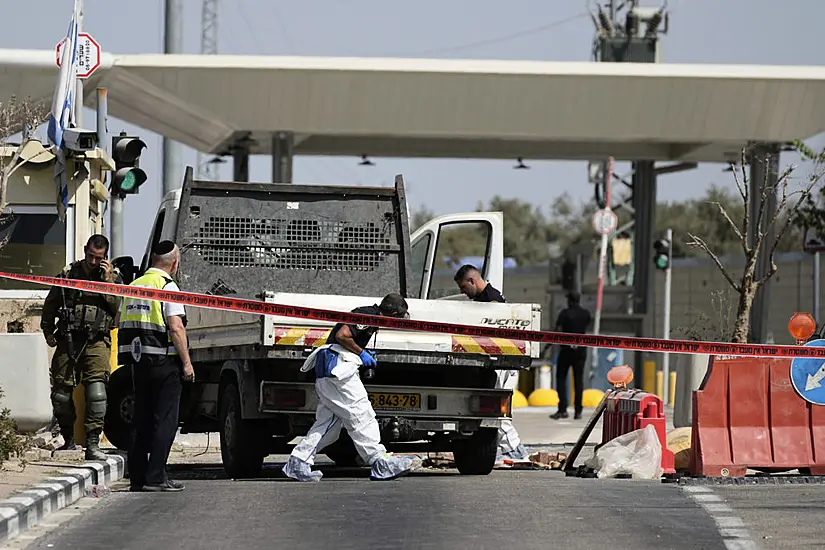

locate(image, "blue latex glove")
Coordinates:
359 349 377 368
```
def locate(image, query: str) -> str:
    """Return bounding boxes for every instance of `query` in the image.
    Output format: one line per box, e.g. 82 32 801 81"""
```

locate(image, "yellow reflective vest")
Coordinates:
117 268 179 365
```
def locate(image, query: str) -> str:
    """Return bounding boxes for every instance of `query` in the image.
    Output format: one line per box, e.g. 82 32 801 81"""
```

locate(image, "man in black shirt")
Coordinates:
454 265 528 465
550 291 592 420
283 293 420 482
453 264 505 302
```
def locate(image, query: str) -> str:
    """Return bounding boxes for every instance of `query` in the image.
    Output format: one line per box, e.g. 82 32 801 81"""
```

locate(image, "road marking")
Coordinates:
681 487 758 550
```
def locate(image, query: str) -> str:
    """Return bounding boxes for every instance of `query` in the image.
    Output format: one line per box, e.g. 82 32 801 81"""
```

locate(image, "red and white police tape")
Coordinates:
4 270 824 359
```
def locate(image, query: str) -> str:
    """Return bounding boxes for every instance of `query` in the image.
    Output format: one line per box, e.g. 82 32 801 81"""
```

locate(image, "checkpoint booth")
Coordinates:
0 138 114 442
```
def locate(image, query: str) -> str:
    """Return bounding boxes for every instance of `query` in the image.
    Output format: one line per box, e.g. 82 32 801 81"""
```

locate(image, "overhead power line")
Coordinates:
409 13 590 56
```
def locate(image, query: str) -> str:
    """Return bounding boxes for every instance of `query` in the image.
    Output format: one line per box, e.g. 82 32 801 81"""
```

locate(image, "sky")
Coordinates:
1 0 824 258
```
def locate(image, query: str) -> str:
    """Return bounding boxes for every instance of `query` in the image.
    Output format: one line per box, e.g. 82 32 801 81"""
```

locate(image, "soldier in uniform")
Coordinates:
40 234 123 460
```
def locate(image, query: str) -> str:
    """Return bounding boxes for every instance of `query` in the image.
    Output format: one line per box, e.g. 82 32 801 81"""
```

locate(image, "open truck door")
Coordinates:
409 212 504 300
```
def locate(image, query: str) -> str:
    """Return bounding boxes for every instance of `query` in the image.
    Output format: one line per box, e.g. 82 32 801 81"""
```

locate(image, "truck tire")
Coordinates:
104 367 134 451
453 428 498 475
219 382 265 479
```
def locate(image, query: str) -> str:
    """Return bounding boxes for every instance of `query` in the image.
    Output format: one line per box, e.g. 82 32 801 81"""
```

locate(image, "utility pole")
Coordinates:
162 0 185 196
196 0 219 180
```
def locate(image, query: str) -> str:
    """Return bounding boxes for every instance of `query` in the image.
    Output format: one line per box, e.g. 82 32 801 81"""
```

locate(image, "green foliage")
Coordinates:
0 385 27 468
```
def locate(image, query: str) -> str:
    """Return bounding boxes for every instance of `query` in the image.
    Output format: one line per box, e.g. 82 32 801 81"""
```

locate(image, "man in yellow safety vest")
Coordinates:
117 240 194 492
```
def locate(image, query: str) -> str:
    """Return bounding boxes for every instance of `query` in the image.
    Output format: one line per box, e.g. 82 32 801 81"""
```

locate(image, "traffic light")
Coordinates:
111 132 147 196
653 238 671 270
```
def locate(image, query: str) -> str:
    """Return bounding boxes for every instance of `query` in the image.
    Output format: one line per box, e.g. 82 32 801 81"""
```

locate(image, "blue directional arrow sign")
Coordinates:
790 339 825 405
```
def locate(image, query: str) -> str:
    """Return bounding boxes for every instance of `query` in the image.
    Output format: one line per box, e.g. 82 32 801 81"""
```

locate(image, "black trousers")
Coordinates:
128 356 182 487
556 347 586 413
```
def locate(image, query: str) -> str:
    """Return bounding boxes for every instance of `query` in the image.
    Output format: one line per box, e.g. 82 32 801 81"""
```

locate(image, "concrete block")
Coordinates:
0 334 51 433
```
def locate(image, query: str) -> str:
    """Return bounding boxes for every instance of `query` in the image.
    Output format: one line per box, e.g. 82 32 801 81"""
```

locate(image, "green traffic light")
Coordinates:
121 171 137 192
655 255 669 269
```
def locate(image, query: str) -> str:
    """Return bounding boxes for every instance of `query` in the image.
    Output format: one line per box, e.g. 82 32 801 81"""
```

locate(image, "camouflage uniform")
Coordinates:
40 261 122 459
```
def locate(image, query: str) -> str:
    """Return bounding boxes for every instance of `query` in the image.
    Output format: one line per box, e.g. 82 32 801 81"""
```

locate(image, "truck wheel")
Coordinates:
323 431 362 467
453 428 498 475
219 382 265 479
104 367 134 451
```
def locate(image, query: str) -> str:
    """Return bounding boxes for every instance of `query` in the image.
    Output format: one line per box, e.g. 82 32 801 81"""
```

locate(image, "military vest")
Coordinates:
61 261 116 338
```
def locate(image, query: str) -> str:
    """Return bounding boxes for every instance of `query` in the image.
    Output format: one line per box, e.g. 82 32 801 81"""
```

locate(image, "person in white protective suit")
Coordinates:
453 265 529 466
282 293 421 482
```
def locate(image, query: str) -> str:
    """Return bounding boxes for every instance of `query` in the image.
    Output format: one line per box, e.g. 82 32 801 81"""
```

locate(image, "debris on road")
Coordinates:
528 451 568 470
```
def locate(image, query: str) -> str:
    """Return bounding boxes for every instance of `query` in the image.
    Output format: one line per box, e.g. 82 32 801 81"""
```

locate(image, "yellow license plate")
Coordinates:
368 392 421 411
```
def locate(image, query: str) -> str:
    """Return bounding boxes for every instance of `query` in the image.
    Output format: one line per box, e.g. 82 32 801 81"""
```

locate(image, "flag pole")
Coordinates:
74 0 83 125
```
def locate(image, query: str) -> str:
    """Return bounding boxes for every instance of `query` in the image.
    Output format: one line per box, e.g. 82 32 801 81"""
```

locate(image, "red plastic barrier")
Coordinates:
600 389 675 474
690 355 825 477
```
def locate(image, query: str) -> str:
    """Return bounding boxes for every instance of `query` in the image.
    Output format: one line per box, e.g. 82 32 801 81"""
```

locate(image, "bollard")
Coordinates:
668 372 677 407
643 360 656 394
655 371 664 400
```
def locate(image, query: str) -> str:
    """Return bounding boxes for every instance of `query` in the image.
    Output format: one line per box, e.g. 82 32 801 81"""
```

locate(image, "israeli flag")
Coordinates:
47 0 81 222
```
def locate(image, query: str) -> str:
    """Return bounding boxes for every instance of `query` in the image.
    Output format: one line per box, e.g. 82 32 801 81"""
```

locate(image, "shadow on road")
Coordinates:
163 461 463 482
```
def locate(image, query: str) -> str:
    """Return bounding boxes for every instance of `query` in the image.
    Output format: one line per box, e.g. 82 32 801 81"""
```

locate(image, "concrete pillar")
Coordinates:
631 161 657 386
748 143 780 343
233 144 250 182
161 0 185 196
631 161 657 318
272 132 294 183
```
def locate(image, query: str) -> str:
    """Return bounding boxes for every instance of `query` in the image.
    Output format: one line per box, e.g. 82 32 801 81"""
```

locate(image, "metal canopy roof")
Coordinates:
2 49 825 162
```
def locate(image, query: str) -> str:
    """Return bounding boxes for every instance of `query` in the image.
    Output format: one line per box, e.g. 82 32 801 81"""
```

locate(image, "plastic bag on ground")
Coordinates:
585 424 664 479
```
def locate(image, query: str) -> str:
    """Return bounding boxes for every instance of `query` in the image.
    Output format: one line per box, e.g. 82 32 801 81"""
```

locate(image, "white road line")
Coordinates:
681 486 759 550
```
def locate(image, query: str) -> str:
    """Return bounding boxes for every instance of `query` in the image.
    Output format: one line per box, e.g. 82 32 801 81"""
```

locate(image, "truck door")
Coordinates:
409 212 503 300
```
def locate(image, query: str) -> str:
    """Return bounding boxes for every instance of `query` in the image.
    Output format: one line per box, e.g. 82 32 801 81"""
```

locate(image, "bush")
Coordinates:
0 386 28 468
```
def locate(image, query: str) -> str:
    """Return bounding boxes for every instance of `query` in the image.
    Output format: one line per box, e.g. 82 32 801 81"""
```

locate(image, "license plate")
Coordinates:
368 392 421 411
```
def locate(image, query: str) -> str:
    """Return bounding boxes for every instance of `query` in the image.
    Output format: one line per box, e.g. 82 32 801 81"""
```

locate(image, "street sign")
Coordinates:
592 208 618 235
56 32 101 79
790 339 825 405
803 226 825 254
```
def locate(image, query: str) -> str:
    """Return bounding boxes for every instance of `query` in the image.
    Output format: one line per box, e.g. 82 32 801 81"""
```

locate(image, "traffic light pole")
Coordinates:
662 227 673 403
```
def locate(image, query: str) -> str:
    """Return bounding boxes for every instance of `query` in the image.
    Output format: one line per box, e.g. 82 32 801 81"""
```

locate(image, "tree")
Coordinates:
0 95 49 247
686 144 824 343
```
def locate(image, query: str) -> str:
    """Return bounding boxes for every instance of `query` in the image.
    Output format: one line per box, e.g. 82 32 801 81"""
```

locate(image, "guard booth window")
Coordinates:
0 212 67 291
427 221 491 299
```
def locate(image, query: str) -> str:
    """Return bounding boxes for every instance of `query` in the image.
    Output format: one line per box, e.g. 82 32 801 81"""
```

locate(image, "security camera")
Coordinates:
63 128 98 152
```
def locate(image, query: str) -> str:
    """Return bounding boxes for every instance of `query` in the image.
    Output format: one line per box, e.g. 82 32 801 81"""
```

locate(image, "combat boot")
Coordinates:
57 426 78 451
84 429 107 461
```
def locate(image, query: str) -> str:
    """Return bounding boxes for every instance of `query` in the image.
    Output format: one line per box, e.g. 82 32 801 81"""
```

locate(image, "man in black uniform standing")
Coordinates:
453 265 528 464
550 291 592 420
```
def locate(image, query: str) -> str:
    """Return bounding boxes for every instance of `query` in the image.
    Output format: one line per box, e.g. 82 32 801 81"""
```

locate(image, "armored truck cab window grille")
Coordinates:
174 171 414 300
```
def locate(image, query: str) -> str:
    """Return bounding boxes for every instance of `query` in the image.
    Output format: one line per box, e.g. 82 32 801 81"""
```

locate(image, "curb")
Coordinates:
0 454 125 544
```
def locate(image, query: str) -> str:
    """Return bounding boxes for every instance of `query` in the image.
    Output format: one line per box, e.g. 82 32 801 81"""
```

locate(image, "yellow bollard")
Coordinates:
656 370 664 400
643 361 656 394
668 372 677 407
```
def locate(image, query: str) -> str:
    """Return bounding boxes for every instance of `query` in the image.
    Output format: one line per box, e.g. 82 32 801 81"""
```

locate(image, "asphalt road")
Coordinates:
25 462 735 550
